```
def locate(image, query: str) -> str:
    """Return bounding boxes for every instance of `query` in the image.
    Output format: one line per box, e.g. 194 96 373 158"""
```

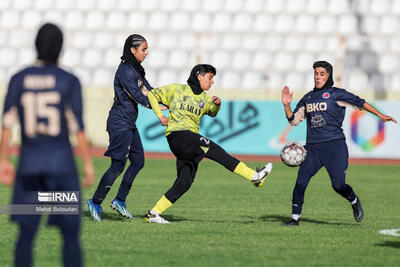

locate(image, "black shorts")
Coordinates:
167 131 211 163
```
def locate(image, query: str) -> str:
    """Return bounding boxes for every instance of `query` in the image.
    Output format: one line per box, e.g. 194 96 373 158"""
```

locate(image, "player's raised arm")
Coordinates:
282 86 294 119
363 102 398 123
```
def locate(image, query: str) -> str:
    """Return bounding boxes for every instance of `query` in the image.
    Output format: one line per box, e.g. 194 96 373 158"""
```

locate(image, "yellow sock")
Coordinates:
152 195 173 214
233 162 255 181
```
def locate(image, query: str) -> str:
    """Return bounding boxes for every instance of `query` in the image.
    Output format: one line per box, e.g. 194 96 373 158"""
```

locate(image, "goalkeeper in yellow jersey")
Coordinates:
144 64 272 224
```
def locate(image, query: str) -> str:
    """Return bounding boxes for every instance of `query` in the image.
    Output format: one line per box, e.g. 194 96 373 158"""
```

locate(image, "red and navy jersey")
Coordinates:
289 87 365 144
107 62 152 131
2 63 84 174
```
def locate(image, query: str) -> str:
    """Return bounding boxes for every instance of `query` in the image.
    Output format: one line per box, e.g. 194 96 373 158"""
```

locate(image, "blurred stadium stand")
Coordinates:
1 0 399 97
0 0 399 145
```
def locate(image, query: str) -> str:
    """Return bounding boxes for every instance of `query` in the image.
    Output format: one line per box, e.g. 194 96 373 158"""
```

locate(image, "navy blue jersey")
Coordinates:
289 87 365 144
107 62 152 131
2 64 84 174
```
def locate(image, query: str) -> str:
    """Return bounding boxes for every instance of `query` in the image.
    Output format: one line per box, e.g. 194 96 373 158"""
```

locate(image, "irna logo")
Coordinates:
38 192 79 203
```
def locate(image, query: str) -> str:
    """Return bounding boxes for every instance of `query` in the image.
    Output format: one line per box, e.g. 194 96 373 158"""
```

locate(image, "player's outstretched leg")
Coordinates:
86 199 103 222
110 198 133 219
252 162 273 187
144 210 170 224
351 196 363 222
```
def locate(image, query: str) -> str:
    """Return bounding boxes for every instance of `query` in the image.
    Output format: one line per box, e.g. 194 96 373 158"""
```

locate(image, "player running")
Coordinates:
144 64 272 224
281 60 397 226
0 23 94 267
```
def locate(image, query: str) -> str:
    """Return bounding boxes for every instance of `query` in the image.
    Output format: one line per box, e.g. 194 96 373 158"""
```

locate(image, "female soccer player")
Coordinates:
87 34 158 221
281 61 397 226
0 23 94 267
144 64 273 224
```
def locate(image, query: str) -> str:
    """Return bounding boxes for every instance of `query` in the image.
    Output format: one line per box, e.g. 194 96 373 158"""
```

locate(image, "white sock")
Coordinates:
150 209 158 215
251 172 259 181
292 214 300 221
351 197 358 205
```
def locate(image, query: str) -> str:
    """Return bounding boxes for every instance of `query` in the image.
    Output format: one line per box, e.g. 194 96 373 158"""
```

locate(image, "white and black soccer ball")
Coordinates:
280 142 307 167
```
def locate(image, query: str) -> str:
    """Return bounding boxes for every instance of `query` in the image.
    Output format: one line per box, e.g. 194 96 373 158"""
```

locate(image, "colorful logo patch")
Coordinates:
199 101 204 108
351 110 385 152
322 93 330 99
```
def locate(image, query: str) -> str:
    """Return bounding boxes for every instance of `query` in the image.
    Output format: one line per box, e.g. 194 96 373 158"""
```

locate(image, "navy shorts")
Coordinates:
104 128 144 160
11 172 81 228
299 139 349 181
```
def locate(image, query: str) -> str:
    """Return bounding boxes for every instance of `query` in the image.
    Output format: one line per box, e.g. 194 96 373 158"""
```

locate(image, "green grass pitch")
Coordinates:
0 157 399 266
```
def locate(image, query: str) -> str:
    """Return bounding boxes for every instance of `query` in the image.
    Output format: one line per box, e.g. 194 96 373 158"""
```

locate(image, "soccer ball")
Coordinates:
280 142 307 167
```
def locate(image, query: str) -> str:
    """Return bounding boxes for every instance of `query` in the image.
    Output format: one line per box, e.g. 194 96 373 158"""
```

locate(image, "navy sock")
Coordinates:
15 222 39 267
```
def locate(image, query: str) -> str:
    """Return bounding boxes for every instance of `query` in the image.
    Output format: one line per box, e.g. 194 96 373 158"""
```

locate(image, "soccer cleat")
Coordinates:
110 198 133 219
252 162 273 187
86 199 103 222
282 219 299 226
144 210 170 224
351 197 363 222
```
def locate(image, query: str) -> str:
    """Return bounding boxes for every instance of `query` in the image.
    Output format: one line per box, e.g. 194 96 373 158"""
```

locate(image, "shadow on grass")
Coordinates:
375 241 400 249
258 214 357 226
82 210 130 222
161 214 255 224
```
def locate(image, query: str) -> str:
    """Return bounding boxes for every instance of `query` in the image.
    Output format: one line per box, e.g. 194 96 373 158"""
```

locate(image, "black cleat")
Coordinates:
351 197 364 222
282 219 299 226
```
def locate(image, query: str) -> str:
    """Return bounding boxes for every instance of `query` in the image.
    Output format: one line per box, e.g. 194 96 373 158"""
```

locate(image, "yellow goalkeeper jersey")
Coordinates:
149 83 220 136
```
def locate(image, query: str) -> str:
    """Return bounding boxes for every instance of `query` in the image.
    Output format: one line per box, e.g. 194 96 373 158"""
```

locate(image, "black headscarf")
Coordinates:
121 34 146 78
35 23 63 65
313 61 334 90
187 64 216 95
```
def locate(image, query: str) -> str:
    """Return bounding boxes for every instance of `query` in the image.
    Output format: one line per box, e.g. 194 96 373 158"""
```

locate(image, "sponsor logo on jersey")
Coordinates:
306 102 327 112
199 101 204 108
179 103 201 115
323 93 330 99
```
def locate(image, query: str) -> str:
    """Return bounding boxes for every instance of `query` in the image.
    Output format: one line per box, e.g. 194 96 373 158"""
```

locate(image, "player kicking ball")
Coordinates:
144 64 272 224
281 61 397 226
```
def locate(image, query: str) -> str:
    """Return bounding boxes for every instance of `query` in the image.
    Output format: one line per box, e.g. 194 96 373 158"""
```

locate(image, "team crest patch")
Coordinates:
323 93 330 99
199 101 204 108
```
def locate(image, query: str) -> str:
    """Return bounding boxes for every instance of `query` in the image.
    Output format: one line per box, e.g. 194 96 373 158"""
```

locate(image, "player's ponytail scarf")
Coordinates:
121 34 146 78
313 60 334 90
35 23 63 65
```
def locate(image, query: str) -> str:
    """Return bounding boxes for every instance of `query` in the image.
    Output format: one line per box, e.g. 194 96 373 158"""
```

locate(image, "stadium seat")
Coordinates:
146 50 168 68
97 0 117 11
71 32 93 49
221 35 240 50
64 11 84 30
191 13 211 32
369 38 388 53
390 74 400 91
274 52 294 71
0 31 8 46
392 0 400 15
263 35 283 51
170 12 190 31
286 0 306 14
181 0 201 12
285 73 304 91
231 52 251 71
0 0 11 9
252 51 273 71
178 34 197 49
0 48 17 67
265 0 285 13
148 11 168 31
103 49 121 68
157 34 178 50
379 54 399 74
295 53 315 72
33 0 54 10
169 50 189 69
221 71 241 89
62 49 81 68
82 50 102 68
304 36 325 52
362 16 381 34
274 15 295 33
93 69 113 87
306 0 328 14
242 35 263 50
158 70 177 86
1 11 21 28
203 0 223 12
343 71 371 92
253 14 274 33
54 0 74 10
86 11 106 30
13 0 32 10
295 15 315 33
337 15 357 35
245 0 264 12
76 0 96 11
241 72 265 90
232 14 253 32
380 16 399 34
127 12 147 31
284 36 304 52
105 12 126 30
315 16 337 34
370 0 390 15
360 52 380 73
389 37 400 53
211 50 231 69
224 0 243 13
21 11 42 29
9 31 30 47
139 0 159 11
267 72 284 91
117 0 136 10
327 0 350 14
43 11 64 26
212 13 232 32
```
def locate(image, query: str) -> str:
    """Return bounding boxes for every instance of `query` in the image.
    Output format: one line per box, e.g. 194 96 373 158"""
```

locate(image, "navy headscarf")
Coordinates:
35 23 63 64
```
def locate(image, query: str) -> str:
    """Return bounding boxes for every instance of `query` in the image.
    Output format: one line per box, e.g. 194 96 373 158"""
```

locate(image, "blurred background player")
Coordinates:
0 23 94 267
281 60 397 226
86 34 162 221
144 64 273 224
